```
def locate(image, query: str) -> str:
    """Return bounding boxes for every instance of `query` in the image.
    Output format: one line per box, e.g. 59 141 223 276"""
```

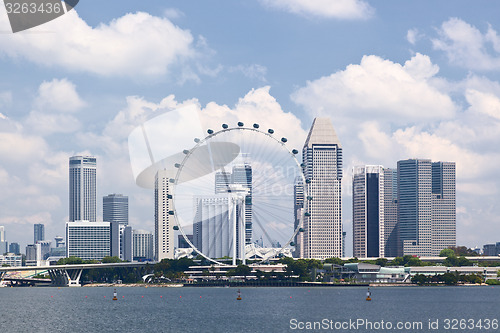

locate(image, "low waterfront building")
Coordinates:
0 253 22 267
410 266 499 281
324 263 411 283
185 264 287 281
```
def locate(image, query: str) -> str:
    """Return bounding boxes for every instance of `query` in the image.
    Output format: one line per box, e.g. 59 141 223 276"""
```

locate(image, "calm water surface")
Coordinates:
0 286 499 332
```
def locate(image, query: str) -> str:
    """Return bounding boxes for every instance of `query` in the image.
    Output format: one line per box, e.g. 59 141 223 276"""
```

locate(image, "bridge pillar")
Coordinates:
47 269 83 287
65 269 83 287
48 269 66 287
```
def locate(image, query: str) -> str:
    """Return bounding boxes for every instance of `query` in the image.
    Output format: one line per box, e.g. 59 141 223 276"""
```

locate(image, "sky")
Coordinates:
0 0 499 255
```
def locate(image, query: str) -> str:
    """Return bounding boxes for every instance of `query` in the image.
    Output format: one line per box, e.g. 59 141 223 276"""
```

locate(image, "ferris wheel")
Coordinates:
170 122 307 265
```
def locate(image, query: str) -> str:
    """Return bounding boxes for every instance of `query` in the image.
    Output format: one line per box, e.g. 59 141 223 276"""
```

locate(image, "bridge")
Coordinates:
0 262 150 287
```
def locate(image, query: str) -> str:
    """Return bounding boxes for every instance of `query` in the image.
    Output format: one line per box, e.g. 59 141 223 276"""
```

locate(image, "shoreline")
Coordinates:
80 282 493 288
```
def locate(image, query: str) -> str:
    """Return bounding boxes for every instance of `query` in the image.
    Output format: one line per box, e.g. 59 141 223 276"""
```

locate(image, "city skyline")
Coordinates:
0 2 499 253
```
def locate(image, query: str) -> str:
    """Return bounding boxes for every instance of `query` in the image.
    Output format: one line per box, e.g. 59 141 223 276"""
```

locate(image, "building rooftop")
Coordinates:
304 117 342 149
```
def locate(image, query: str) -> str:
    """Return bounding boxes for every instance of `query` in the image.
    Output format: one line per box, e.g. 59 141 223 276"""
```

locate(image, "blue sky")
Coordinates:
0 0 499 255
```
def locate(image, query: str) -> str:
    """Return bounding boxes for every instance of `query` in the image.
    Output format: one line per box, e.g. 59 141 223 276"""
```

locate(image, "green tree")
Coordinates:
443 256 472 267
485 279 500 285
439 249 455 257
375 258 388 267
449 246 479 256
57 256 84 265
411 274 428 285
441 273 458 285
406 257 425 266
102 256 122 263
234 264 252 280
324 257 343 265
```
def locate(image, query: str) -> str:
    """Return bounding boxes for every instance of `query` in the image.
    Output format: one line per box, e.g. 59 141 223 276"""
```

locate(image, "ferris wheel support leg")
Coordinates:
242 201 246 266
232 197 237 266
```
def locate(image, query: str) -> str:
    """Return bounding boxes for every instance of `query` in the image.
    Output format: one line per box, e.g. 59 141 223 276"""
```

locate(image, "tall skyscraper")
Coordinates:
431 161 456 255
397 159 456 256
155 169 174 261
352 165 385 258
302 118 343 259
69 156 97 222
398 159 432 256
382 168 400 257
103 194 129 225
34 223 45 243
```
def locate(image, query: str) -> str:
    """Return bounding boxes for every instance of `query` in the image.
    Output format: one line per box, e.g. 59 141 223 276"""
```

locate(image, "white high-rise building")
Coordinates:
154 169 174 261
302 118 343 259
133 229 153 261
66 221 111 260
431 162 456 255
0 226 7 255
69 156 97 222
352 165 385 258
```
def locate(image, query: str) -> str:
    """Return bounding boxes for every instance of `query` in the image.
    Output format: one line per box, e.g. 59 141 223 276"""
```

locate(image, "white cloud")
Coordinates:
202 86 306 150
407 28 423 45
26 112 81 135
0 132 47 163
0 91 12 109
292 53 456 123
258 0 374 20
35 78 85 112
163 8 185 20
228 64 268 82
393 127 499 181
26 79 84 135
466 89 500 120
432 18 500 70
0 11 195 77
